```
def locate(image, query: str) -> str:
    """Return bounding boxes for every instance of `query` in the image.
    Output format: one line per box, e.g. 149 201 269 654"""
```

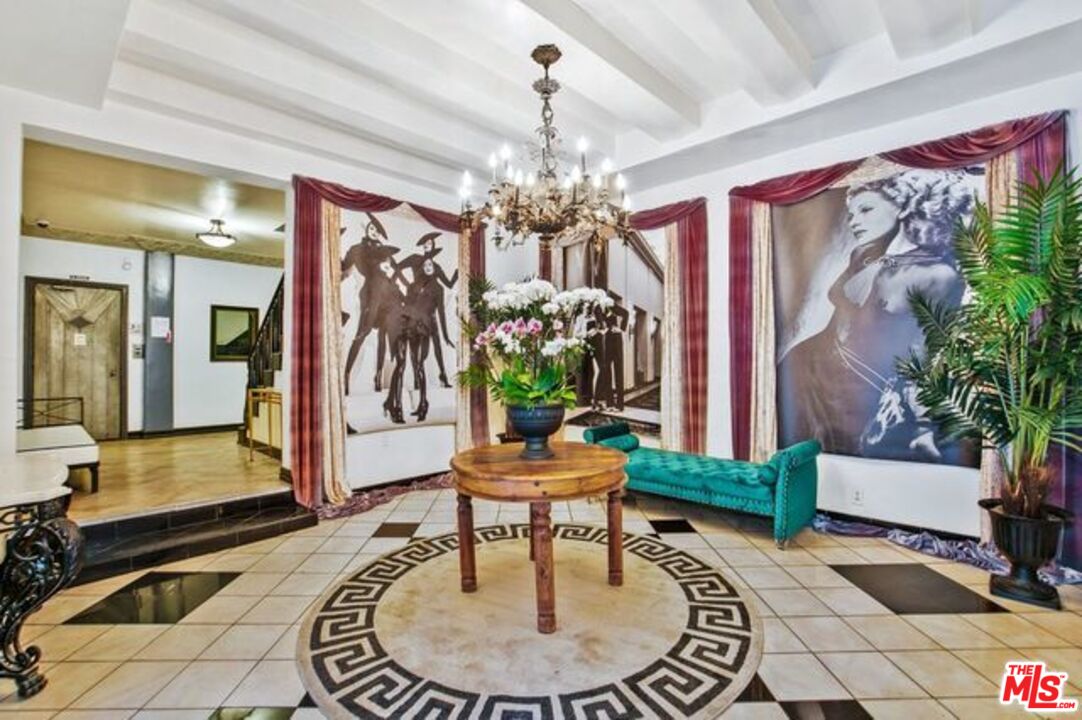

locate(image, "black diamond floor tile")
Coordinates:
830 563 1006 614
781 700 873 719
66 571 240 624
373 522 420 538
648 518 697 534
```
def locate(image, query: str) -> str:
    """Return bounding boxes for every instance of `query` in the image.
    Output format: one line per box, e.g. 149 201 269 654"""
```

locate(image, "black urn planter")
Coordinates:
506 405 565 460
979 498 1074 610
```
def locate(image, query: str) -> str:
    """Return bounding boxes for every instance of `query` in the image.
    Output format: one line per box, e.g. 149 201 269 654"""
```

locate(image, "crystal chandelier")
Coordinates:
458 44 632 252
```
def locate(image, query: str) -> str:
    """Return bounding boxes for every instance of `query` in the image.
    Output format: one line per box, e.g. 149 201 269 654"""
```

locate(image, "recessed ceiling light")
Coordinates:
196 218 236 248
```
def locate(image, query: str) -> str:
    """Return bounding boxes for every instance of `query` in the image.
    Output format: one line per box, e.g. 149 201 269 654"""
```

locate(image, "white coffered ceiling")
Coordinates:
4 0 1082 195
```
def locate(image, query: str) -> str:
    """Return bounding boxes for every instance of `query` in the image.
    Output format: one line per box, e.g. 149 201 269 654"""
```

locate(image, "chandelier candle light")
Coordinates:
458 44 633 252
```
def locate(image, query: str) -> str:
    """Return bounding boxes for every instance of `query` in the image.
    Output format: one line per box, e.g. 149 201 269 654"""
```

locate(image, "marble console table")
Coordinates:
0 455 83 697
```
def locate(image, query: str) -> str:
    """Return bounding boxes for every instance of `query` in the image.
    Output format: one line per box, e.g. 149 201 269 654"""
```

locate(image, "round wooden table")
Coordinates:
450 441 628 634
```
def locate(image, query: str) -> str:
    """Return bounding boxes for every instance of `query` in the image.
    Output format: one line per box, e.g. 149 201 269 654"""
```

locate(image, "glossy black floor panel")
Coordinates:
831 563 1006 614
66 571 239 624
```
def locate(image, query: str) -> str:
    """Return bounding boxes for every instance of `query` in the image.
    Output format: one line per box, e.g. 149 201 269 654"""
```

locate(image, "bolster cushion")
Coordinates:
582 422 632 444
599 434 640 453
767 439 823 474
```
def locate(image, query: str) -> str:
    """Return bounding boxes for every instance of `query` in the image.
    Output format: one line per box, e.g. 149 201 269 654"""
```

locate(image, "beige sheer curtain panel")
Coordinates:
749 201 778 462
660 223 684 451
319 201 351 505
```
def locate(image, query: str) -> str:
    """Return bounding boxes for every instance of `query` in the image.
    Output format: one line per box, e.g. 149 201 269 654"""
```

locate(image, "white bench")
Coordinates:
16 425 100 493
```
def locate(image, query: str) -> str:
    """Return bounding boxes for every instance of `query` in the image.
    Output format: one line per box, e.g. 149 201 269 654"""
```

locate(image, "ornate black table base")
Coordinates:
0 497 84 697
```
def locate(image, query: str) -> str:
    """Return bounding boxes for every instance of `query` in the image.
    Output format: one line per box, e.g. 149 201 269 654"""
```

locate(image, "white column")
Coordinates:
0 116 22 457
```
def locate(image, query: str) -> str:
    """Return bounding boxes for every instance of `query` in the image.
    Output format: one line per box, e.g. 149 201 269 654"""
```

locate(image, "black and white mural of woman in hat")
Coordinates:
397 232 458 387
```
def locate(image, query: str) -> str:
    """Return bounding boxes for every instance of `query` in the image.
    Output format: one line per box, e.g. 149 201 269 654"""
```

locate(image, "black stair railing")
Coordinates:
248 275 284 391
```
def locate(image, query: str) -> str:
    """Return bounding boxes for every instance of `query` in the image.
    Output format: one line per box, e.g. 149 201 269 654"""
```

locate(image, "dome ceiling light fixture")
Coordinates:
458 44 632 252
196 218 236 248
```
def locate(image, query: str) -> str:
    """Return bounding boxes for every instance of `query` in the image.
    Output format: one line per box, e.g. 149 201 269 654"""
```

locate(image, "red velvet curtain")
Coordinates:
727 161 862 459
291 175 479 507
726 112 1067 461
631 198 709 454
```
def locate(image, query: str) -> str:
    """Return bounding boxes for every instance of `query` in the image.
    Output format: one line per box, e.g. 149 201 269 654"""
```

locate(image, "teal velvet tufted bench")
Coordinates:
582 423 821 548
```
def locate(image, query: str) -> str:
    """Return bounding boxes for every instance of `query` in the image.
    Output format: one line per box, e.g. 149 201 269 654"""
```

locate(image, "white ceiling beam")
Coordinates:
517 0 700 128
0 0 131 108
667 0 814 105
182 0 612 159
123 0 497 170
876 0 977 58
107 62 462 193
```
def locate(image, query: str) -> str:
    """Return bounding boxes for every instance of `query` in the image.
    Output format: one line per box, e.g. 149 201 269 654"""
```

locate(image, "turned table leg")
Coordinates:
607 489 623 586
531 502 556 634
457 493 476 593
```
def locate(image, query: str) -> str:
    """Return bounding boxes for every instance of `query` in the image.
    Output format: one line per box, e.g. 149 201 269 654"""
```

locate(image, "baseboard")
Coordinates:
279 466 293 484
126 423 243 439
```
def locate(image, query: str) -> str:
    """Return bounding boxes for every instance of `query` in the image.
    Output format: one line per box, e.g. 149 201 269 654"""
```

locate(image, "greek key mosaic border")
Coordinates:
299 524 761 719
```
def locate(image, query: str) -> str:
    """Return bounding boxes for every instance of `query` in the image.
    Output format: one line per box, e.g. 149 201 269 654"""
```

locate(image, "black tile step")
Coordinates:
73 491 317 585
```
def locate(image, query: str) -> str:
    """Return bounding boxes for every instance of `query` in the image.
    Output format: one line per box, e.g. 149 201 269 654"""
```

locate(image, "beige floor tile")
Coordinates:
294 553 350 574
885 650 1000 697
314 534 369 554
1024 612 1082 645
69 625 169 661
756 653 851 701
134 624 228 660
782 617 873 651
246 553 310 574
272 572 337 596
199 624 289 660
701 532 754 549
746 591 777 619
961 613 1073 648
735 567 800 590
784 566 853 589
216 572 288 597
71 661 186 709
54 710 137 719
817 652 927 699
807 547 868 565
903 614 1005 649
940 697 1045 718
275 536 325 554
145 660 256 709
200 554 263 572
332 521 381 538
26 596 101 625
810 587 891 615
719 702 788 718
360 537 412 554
852 547 914 564
760 548 821 566
857 699 953 719
0 662 117 711
131 710 218 720
843 616 939 651
1020 647 1082 679
265 624 302 660
178 595 260 625
237 595 313 625
232 536 285 554
224 659 307 707
792 530 841 548
758 589 834 617
60 572 146 598
929 562 993 585
762 618 806 653
31 625 112 661
952 648 1020 683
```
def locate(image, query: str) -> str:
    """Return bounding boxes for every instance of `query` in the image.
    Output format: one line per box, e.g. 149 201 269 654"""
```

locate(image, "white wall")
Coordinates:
173 256 281 429
629 70 1082 537
18 236 145 432
0 84 454 469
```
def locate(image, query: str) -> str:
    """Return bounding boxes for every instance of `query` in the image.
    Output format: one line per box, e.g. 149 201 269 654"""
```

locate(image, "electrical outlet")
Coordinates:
852 489 865 506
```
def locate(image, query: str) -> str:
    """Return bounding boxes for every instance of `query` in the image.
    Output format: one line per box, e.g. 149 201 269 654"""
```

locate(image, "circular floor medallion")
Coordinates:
297 524 763 719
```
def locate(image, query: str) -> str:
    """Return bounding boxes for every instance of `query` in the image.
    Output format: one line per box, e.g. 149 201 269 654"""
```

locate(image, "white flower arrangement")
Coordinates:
462 277 619 408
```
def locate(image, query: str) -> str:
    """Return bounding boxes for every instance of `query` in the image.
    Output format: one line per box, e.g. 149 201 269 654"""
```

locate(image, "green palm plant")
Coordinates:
898 167 1082 519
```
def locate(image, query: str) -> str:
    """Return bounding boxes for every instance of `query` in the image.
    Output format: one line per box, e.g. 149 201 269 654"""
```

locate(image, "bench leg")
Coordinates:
88 463 99 494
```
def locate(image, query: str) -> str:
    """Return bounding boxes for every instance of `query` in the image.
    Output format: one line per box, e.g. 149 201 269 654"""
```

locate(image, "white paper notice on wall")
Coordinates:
73 333 87 347
150 316 171 338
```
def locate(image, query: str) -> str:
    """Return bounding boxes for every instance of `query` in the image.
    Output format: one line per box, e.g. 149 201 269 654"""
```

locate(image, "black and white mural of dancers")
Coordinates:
340 212 459 433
